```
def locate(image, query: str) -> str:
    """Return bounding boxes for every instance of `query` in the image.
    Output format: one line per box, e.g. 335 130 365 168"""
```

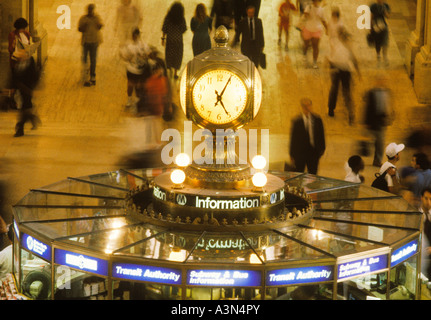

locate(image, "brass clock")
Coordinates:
192 69 248 126
179 26 262 131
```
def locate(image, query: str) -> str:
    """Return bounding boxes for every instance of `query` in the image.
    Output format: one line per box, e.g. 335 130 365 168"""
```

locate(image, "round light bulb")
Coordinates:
170 169 186 185
175 153 190 167
252 172 267 188
251 155 267 170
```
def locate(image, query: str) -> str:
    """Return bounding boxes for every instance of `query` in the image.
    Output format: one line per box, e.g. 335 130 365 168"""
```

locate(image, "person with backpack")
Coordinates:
363 76 394 167
375 142 404 194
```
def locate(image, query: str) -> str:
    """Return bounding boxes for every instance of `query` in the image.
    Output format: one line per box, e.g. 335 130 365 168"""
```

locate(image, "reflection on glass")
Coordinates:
186 287 261 300
54 266 107 300
337 272 388 300
389 256 417 300
113 280 181 300
20 249 51 300
265 284 333 300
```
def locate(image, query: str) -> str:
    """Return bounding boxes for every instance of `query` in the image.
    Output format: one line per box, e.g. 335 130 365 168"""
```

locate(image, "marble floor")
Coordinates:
0 0 428 226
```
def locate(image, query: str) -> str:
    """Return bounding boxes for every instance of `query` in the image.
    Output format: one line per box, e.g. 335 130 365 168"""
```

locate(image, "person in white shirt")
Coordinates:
301 0 327 68
0 219 13 279
327 22 360 125
379 142 404 194
119 28 150 108
345 155 364 183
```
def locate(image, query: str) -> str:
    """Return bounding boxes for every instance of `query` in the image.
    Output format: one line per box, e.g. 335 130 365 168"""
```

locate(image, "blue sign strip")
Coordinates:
21 233 51 261
187 269 261 287
113 263 182 285
391 239 419 268
338 254 388 280
266 265 333 286
55 249 108 276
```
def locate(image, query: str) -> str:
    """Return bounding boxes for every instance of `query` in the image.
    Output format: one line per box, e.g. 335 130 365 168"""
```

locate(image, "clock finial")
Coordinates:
214 25 229 47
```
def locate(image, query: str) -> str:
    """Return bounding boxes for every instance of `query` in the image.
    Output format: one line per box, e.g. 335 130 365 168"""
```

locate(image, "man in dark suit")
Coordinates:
234 5 264 68
289 98 326 174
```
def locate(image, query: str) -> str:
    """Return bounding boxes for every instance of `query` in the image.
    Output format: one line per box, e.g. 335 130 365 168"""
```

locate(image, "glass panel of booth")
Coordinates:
389 239 420 300
313 208 422 230
46 217 147 254
111 279 182 300
282 225 385 256
281 173 353 193
19 248 51 300
308 218 419 246
53 266 108 300
13 207 125 225
315 194 420 214
20 213 130 244
15 178 128 201
309 184 402 202
112 227 197 260
76 168 169 192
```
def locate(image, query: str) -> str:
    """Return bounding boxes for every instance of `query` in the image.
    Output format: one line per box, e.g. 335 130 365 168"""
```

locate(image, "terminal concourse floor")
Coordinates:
0 0 430 298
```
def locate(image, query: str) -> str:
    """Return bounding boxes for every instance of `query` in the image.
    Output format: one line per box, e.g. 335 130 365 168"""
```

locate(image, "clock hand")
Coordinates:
219 76 232 99
219 100 230 116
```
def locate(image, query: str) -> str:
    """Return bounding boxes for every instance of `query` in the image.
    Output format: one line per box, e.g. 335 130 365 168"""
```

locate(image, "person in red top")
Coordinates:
278 0 297 50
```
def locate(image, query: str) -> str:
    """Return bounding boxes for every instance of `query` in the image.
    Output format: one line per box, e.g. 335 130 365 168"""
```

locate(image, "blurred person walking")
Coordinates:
191 3 213 56
12 50 41 137
161 2 187 80
234 5 265 68
289 98 326 174
301 0 327 69
410 153 431 200
278 0 297 51
211 0 234 30
115 0 142 45
78 4 104 87
368 0 391 66
296 0 311 14
363 76 394 167
119 28 150 109
327 26 360 125
7 18 33 110
233 0 247 32
138 52 170 150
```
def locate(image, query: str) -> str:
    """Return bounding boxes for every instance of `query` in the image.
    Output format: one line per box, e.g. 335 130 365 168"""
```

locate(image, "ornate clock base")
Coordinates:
126 171 313 232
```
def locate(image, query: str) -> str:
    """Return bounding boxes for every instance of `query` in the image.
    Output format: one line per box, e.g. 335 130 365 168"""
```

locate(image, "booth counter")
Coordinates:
11 169 423 300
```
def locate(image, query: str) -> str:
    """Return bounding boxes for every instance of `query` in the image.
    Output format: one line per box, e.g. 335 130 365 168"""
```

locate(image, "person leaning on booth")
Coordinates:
0 217 13 279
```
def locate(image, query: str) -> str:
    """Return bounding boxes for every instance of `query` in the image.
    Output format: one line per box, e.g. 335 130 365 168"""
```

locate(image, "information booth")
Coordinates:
11 169 423 300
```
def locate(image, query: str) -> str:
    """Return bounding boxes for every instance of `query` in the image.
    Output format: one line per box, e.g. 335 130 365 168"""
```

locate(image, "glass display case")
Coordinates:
11 168 423 300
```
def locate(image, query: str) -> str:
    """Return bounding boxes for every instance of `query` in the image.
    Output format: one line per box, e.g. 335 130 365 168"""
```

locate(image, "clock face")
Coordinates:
192 69 248 125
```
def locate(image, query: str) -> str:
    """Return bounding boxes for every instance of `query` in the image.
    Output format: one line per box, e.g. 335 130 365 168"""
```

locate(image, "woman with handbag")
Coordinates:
7 18 32 110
